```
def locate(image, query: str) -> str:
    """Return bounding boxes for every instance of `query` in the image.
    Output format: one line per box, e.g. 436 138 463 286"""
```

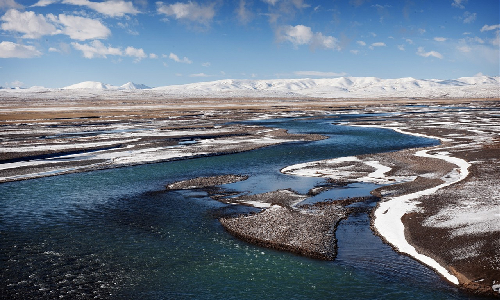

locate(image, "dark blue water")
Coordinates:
0 117 480 299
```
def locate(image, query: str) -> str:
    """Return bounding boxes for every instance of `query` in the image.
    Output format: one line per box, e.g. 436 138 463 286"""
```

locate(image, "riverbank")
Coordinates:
282 103 500 296
1 96 498 296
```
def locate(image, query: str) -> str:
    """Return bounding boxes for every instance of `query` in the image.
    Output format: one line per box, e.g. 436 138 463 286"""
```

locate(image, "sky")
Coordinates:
0 0 499 88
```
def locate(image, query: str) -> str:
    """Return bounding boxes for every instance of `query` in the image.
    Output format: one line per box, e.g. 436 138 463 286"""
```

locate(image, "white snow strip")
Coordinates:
359 160 392 183
372 129 470 285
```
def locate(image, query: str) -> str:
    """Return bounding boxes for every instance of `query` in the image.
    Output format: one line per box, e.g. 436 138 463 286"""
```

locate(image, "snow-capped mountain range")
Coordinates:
2 76 499 99
63 81 151 90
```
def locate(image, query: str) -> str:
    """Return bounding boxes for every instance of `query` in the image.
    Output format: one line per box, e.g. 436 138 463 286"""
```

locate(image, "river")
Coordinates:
0 115 481 299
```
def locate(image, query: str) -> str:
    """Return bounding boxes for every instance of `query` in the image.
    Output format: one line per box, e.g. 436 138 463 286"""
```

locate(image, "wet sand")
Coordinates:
1 96 499 296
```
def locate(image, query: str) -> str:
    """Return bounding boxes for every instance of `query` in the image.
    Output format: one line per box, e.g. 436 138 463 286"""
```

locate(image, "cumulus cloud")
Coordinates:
149 53 158 59
169 52 192 64
397 44 405 51
480 24 500 32
125 46 146 61
31 0 58 7
0 41 42 58
356 40 366 46
57 14 111 40
71 40 150 61
416 47 443 59
157 1 216 27
434 37 447 42
293 71 347 77
369 42 386 49
1 9 57 39
71 40 122 58
62 0 139 17
277 24 340 50
0 0 23 10
0 9 111 40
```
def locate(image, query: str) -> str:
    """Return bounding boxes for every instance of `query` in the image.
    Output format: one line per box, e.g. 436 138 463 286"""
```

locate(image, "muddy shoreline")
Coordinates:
1 96 499 296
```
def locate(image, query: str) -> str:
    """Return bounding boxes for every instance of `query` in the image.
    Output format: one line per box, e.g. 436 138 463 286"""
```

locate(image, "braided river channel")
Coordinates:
0 115 484 299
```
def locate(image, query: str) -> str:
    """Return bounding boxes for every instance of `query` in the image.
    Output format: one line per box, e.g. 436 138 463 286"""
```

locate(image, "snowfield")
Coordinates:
1 76 498 99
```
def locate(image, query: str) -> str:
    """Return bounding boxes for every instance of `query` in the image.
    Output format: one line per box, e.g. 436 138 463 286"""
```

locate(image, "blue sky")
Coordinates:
0 0 498 88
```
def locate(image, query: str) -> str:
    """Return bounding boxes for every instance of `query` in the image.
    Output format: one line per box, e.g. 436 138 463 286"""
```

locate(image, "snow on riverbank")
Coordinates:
373 145 470 285
282 126 472 285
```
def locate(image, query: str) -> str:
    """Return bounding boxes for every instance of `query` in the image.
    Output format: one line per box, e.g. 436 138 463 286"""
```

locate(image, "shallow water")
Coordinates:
0 116 481 299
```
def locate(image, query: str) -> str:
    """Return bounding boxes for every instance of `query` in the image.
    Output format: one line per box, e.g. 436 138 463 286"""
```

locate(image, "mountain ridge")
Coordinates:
1 76 498 99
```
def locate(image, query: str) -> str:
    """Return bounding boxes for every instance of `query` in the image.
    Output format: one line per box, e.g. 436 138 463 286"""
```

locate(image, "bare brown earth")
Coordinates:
1 96 499 296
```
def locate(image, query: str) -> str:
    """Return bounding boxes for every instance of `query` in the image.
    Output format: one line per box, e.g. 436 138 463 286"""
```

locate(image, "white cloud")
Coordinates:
169 52 192 64
0 9 111 40
277 24 340 50
369 42 386 49
457 44 471 53
278 24 312 46
470 36 484 44
451 0 466 9
149 53 158 59
71 41 151 61
456 39 499 64
125 46 146 61
62 0 139 17
31 0 58 7
202 62 210 67
462 11 476 24
71 40 122 58
397 44 405 51
7 80 24 88
492 31 499 46
416 47 443 59
0 41 42 58
57 14 111 40
434 37 447 42
350 49 359 54
0 0 23 9
236 0 253 25
480 24 500 32
190 73 209 77
405 38 414 44
356 40 366 46
48 47 60 52
1 9 57 39
263 0 279 5
157 1 216 27
293 71 347 77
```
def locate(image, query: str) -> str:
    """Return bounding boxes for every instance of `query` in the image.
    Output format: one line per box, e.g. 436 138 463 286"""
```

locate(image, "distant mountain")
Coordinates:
6 76 497 99
151 76 500 98
120 82 151 90
63 81 150 90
